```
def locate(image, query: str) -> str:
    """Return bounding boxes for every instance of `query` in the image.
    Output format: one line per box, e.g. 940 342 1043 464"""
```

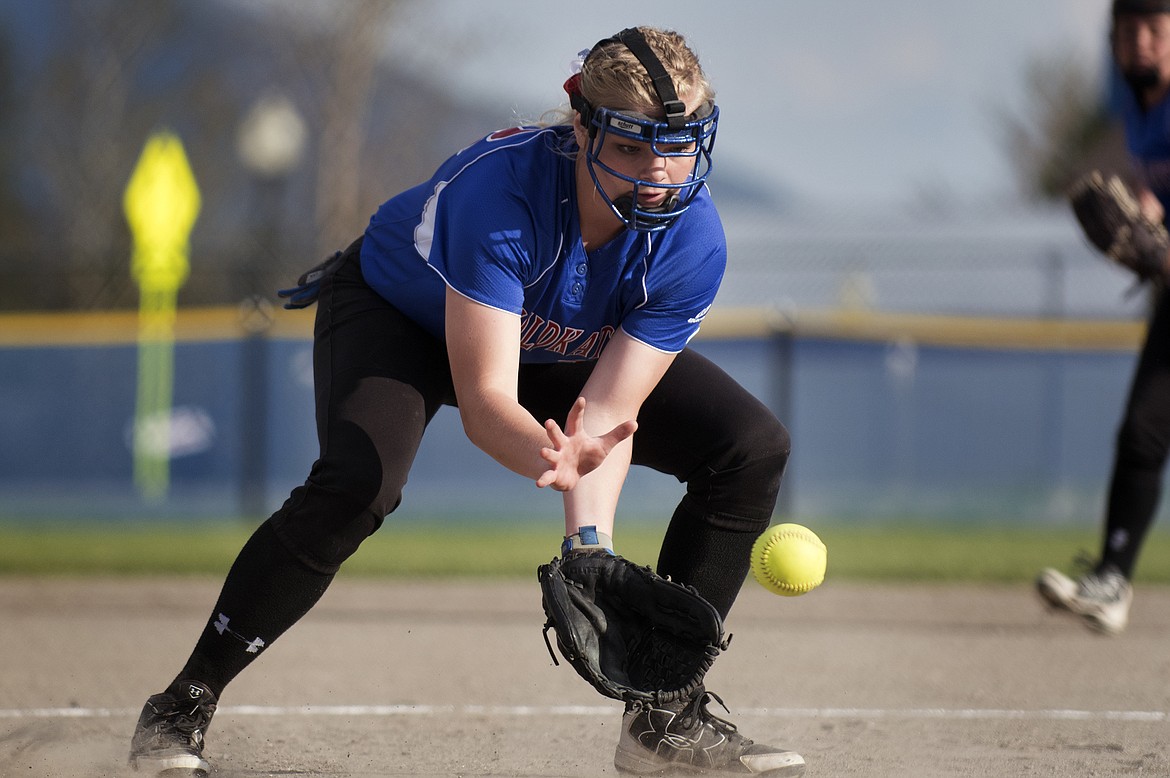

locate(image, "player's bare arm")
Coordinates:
444 286 634 489
559 331 674 538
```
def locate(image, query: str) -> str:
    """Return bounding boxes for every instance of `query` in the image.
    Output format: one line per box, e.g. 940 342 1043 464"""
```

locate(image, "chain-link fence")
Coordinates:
718 209 1149 321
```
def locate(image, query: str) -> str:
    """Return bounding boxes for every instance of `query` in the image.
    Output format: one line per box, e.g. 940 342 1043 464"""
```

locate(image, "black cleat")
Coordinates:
128 680 217 776
615 690 805 776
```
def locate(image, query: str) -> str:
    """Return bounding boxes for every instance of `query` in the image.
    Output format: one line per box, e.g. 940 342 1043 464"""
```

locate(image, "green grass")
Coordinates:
3 520 1170 583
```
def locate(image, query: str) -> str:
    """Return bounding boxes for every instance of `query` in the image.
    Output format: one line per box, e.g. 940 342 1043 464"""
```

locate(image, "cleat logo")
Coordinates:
637 710 727 767
662 732 700 750
212 613 267 654
187 685 204 699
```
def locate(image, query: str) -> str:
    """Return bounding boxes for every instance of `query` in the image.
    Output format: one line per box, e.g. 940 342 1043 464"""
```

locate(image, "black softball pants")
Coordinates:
1101 288 1170 578
176 238 788 696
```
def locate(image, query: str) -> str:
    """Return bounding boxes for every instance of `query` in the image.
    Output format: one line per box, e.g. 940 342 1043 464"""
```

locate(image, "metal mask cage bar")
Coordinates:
596 104 718 156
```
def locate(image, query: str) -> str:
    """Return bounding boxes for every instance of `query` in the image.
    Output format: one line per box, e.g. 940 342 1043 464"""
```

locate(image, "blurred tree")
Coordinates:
0 0 511 311
26 0 181 308
0 28 35 260
997 49 1129 202
312 0 395 258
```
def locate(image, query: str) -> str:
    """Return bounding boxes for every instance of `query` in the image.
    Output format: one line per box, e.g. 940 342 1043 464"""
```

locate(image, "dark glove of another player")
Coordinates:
537 551 727 707
1069 171 1169 282
277 250 345 309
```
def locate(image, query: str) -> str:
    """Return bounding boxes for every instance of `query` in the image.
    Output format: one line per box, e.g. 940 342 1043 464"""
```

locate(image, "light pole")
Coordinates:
237 92 308 296
235 93 306 518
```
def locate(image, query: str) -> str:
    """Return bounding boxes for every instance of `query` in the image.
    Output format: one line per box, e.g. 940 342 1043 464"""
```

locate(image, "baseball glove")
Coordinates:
1069 171 1169 281
537 551 726 707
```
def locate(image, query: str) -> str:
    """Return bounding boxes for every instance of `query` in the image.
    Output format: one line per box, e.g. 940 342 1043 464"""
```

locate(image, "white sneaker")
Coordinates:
1037 565 1133 635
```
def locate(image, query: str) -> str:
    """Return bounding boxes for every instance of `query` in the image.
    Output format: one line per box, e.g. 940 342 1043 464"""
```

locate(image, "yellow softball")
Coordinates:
750 523 827 596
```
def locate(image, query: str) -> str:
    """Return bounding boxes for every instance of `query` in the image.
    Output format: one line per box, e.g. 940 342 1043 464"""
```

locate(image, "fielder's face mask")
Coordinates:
567 28 719 233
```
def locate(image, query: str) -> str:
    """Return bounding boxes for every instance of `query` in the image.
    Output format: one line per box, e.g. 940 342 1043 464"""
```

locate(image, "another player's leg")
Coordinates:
1037 293 1170 635
1036 564 1134 635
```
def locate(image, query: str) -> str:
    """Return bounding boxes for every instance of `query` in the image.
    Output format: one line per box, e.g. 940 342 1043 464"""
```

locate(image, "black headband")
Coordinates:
582 27 688 131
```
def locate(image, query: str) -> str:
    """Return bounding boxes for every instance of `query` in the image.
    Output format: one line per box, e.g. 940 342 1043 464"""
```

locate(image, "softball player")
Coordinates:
128 26 803 776
1038 0 1170 635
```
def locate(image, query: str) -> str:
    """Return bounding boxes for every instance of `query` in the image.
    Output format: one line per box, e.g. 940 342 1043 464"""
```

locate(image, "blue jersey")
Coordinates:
359 125 726 364
1119 81 1170 215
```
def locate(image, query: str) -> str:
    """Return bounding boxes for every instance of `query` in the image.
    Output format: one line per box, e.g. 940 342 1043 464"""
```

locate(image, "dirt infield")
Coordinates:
3 576 1169 777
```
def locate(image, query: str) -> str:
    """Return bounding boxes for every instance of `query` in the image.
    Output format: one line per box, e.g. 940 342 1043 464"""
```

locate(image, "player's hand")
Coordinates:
536 397 636 492
1140 188 1165 225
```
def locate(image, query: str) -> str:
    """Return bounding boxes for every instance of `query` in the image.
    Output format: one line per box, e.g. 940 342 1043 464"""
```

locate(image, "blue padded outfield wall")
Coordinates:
0 307 1153 525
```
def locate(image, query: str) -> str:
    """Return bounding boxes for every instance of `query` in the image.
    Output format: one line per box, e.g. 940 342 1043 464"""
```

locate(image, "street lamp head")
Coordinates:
237 93 308 178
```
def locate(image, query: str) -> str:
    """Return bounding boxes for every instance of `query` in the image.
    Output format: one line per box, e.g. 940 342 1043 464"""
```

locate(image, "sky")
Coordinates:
377 0 1111 209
